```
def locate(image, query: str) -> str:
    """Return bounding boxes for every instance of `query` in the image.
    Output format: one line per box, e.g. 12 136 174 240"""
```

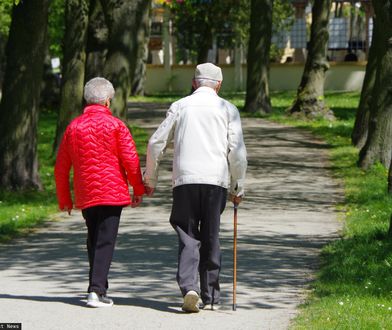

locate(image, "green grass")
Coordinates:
0 111 58 241
260 92 392 329
0 111 149 242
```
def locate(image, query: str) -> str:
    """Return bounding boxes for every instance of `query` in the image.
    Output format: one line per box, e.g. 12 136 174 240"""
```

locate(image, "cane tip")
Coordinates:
232 304 237 311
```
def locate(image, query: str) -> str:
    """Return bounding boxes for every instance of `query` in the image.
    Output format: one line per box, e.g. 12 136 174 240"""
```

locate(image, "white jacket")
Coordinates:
144 86 247 196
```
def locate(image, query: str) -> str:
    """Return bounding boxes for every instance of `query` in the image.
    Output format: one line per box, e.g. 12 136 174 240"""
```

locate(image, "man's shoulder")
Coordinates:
173 94 193 106
217 96 239 114
167 95 193 114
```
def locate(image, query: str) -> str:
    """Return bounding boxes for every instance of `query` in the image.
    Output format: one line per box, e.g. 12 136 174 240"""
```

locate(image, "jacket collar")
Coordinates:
192 86 218 95
83 104 112 115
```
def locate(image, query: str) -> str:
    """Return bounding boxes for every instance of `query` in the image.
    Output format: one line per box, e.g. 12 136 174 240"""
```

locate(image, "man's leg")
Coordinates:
170 185 201 297
83 205 122 295
199 185 227 305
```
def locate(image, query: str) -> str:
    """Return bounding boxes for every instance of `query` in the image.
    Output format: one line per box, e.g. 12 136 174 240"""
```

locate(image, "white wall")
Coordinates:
145 62 367 94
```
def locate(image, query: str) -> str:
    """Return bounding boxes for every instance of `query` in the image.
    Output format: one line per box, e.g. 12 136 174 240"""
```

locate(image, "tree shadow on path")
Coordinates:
0 104 342 317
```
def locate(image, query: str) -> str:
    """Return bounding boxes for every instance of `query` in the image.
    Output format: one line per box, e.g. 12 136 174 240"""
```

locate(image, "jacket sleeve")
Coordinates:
54 128 73 210
227 103 247 196
117 123 145 196
144 103 178 188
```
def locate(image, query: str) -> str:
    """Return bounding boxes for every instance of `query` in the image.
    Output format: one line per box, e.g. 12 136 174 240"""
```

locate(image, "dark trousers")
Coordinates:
170 184 227 305
82 205 122 295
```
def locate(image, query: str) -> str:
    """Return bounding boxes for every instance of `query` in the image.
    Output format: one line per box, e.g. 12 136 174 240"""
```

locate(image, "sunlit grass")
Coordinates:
261 92 392 329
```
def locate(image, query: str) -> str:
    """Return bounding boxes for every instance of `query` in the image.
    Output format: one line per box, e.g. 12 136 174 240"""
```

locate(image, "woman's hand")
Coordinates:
131 195 143 208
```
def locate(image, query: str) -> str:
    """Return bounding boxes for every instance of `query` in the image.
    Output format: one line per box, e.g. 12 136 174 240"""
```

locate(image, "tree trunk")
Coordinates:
358 1 392 170
197 25 213 64
288 0 335 120
243 0 273 114
53 0 89 155
100 0 152 119
351 15 379 148
85 0 108 81
132 3 151 96
388 156 392 194
0 35 7 90
0 1 50 190
389 157 392 236
388 214 392 238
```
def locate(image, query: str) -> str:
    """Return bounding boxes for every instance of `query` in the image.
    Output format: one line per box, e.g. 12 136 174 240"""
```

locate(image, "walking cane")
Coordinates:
233 202 238 311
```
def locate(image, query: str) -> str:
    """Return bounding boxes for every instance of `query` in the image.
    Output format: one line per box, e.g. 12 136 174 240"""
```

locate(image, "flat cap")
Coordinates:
194 63 223 81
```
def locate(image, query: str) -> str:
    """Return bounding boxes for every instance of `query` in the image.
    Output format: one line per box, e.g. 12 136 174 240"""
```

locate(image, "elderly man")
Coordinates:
55 77 145 308
144 63 247 313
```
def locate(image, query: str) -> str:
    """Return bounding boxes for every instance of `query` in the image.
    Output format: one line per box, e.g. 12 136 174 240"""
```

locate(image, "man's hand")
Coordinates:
229 194 243 205
144 185 155 197
131 195 143 208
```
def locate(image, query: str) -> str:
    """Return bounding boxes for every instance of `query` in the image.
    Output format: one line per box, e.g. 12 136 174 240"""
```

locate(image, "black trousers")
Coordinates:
82 205 122 295
170 184 227 305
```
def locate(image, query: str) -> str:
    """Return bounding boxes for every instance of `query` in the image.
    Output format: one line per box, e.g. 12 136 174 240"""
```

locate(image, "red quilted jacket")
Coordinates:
54 104 145 210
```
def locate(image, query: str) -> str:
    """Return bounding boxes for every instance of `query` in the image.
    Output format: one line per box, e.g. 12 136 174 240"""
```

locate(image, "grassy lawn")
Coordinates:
0 110 148 242
264 92 392 329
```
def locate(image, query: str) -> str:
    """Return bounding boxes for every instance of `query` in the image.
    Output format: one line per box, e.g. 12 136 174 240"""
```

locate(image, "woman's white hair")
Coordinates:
84 77 115 105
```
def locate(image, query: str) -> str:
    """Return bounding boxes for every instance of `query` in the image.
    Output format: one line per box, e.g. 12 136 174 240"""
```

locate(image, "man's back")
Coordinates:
144 63 247 312
171 86 231 187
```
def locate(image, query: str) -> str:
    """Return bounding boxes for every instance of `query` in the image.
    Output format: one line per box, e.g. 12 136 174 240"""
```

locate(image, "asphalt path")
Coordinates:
0 103 342 330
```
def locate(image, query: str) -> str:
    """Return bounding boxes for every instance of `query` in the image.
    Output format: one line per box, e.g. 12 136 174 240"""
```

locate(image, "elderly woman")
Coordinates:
55 77 145 308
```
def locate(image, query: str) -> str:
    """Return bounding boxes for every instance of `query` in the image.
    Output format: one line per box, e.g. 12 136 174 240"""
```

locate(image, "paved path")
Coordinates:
0 104 342 330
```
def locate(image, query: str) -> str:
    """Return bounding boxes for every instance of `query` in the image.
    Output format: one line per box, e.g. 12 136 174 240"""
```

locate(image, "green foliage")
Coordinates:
0 0 65 60
272 0 294 35
166 0 245 62
0 0 13 37
165 0 294 63
48 0 65 58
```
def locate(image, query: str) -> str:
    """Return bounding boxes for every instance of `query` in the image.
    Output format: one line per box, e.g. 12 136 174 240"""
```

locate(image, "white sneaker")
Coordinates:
201 303 220 311
182 290 200 313
86 292 114 308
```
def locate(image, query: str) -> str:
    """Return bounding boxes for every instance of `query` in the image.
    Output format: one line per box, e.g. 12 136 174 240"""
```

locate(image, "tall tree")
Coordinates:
288 0 334 120
100 0 152 119
0 0 50 190
389 156 392 194
132 5 151 96
351 15 379 148
85 0 107 81
243 0 273 114
358 1 392 169
53 0 90 154
388 156 392 236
